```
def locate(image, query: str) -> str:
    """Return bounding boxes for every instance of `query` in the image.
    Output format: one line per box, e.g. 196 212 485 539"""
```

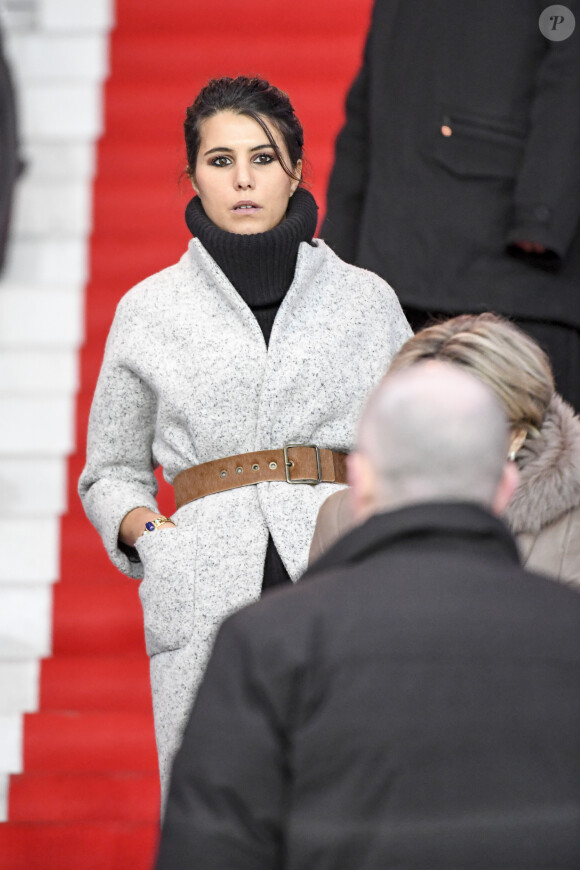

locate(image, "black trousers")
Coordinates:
261 534 292 593
404 306 580 415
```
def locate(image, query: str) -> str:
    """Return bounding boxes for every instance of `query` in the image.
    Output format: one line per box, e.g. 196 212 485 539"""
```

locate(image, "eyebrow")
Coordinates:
203 143 275 157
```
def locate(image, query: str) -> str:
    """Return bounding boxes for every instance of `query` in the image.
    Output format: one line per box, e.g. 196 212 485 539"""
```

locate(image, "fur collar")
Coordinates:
504 394 580 535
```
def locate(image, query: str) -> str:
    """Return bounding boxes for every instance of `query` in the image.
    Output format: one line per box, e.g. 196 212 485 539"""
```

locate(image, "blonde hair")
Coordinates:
389 314 555 437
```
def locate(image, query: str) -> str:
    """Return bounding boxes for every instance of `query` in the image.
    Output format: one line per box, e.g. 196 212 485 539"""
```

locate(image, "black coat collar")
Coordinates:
304 501 520 578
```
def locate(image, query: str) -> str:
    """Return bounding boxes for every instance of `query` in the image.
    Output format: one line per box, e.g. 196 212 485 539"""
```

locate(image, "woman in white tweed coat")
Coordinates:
79 76 411 798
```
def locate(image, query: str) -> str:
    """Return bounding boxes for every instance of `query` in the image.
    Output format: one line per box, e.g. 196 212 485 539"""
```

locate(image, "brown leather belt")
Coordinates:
173 444 348 510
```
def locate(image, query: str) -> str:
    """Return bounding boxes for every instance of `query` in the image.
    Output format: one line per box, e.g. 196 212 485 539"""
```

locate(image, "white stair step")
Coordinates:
0 715 23 775
12 178 93 237
0 458 67 516
0 661 40 714
0 774 8 822
0 350 78 394
0 586 52 658
23 142 96 181
40 0 115 33
0 285 84 344
2 241 88 286
20 82 103 140
6 33 109 81
0 396 75 454
0 518 60 583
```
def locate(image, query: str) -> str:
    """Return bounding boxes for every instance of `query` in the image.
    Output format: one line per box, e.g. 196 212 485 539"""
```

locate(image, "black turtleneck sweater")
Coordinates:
185 187 318 344
185 187 319 590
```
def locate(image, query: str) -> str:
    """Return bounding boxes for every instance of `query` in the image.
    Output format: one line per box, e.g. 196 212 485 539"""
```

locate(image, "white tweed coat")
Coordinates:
79 237 411 793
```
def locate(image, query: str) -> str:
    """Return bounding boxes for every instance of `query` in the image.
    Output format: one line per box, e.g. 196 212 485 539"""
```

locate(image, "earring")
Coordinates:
509 451 517 462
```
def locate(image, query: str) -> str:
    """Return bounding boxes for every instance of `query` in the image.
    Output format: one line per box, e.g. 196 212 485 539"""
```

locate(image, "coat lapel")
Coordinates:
188 238 267 349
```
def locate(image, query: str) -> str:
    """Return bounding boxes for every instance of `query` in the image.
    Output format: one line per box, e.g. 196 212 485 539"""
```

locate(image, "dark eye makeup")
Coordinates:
253 152 275 164
208 150 277 167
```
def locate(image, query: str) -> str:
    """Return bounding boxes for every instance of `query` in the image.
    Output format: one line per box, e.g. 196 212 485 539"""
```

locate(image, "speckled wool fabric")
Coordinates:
79 237 411 796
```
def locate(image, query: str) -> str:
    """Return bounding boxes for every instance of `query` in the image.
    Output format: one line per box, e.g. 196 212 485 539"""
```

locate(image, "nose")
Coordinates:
233 161 255 190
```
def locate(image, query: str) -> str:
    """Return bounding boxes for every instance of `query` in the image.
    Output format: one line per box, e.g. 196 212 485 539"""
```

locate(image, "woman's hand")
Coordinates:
120 507 176 547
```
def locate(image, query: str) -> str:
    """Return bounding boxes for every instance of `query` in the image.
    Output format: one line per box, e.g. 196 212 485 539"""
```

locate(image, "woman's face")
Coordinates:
192 110 301 234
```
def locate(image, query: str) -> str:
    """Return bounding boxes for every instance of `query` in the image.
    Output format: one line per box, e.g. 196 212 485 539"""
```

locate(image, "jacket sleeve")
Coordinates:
559 508 580 589
309 488 355 565
507 5 580 262
78 295 160 579
320 24 373 263
0 29 20 272
156 613 290 870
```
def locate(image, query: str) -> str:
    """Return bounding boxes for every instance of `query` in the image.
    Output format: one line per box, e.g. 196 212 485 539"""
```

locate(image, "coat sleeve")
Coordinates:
320 23 374 263
507 5 580 263
0 29 20 272
309 488 356 565
558 507 580 590
156 612 291 870
78 294 160 579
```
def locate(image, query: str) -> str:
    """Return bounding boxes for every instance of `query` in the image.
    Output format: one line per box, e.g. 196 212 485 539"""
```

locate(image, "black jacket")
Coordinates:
322 0 580 327
157 502 580 870
0 28 19 273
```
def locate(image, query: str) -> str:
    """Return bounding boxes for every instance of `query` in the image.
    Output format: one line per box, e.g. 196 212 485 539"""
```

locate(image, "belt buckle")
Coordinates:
283 443 322 485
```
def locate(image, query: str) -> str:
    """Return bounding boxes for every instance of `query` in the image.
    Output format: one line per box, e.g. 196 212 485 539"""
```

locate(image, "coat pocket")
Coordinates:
432 108 526 180
135 524 197 657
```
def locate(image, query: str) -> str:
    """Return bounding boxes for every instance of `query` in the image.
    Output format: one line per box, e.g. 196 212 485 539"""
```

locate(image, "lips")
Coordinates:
232 200 261 212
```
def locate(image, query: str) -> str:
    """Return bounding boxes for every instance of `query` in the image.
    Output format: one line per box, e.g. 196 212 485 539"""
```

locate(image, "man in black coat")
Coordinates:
156 362 580 870
322 0 580 410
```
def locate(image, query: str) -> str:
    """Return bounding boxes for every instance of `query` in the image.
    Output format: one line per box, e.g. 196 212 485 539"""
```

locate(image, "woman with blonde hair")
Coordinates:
310 313 580 586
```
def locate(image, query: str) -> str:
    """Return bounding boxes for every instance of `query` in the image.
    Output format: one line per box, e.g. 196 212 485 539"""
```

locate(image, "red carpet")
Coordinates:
0 1 372 867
